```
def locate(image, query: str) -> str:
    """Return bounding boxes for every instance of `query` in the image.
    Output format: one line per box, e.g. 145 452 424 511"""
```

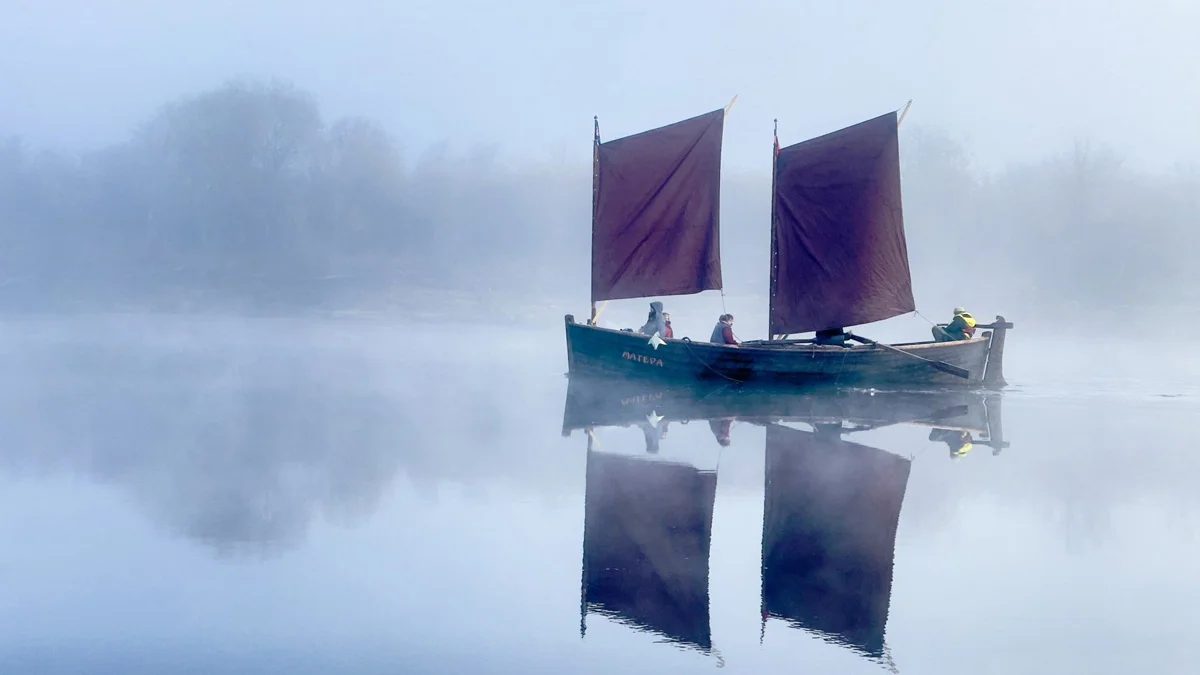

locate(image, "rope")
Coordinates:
909 441 935 462
912 309 938 327
592 300 610 324
680 337 742 383
831 343 850 387
586 428 603 452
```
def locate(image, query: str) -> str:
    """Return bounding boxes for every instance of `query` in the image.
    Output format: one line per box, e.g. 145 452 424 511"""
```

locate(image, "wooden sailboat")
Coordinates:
563 106 1013 389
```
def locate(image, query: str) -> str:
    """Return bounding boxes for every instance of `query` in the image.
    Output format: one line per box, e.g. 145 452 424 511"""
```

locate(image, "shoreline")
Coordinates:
0 287 1177 333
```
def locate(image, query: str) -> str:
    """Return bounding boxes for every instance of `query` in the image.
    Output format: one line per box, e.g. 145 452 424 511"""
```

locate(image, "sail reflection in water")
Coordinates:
579 434 718 653
760 423 909 663
565 375 1007 665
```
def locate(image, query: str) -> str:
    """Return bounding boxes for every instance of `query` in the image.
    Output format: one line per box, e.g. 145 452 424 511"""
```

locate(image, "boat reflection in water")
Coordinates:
563 375 1007 666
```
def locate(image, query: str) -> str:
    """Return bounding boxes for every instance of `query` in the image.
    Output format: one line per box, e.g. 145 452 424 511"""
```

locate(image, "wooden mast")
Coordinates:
589 116 600 325
768 119 780 340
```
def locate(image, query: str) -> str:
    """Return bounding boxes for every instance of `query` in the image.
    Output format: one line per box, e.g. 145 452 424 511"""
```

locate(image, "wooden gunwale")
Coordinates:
567 318 989 354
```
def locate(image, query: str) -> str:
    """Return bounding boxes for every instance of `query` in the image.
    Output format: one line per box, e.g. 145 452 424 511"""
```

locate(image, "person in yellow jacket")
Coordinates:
929 428 974 458
933 306 977 341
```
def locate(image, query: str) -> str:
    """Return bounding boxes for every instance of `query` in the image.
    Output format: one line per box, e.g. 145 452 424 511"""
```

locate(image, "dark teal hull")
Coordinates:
563 314 1008 390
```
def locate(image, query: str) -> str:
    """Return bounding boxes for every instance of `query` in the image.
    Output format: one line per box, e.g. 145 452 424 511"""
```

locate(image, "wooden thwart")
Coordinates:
741 338 818 347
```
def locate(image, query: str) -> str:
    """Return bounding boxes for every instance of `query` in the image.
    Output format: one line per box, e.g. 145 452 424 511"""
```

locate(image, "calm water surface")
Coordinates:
1 316 1199 674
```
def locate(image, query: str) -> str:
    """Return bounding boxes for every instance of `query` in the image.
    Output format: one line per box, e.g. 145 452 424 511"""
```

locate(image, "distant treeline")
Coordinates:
1 78 1196 316
900 129 1200 318
0 79 592 313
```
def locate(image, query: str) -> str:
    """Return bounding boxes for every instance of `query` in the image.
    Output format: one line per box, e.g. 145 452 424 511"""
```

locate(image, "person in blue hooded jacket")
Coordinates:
638 301 668 337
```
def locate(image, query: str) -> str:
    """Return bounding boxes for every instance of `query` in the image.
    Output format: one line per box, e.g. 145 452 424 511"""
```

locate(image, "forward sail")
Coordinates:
760 423 911 660
769 111 915 337
591 109 726 303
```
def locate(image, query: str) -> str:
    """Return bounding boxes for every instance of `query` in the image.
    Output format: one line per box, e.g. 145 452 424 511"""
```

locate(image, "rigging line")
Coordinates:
912 309 938 327
909 441 934 462
832 345 850 387
896 99 913 129
592 300 610 324
680 339 742 383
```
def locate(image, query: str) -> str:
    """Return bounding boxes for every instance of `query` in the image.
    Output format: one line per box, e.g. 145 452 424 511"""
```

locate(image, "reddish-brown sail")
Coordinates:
591 109 725 303
769 112 915 336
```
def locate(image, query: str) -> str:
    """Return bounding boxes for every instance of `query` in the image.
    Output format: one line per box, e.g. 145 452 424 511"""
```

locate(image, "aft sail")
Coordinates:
591 109 726 303
581 449 717 651
769 112 915 336
760 423 911 660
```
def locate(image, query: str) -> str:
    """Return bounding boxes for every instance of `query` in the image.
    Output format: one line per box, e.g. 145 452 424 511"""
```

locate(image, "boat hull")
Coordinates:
564 314 1008 390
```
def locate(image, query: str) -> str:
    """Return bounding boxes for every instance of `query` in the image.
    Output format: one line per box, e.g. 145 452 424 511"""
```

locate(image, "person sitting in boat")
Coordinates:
709 418 733 446
663 312 674 339
930 428 974 459
710 314 740 346
933 307 978 342
641 421 662 454
638 301 668 337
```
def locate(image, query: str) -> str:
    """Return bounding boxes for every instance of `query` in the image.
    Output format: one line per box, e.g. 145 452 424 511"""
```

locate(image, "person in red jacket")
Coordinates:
663 312 674 339
710 314 739 346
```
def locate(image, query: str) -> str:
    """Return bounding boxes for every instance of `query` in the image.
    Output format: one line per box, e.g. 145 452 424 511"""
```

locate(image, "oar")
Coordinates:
846 333 970 380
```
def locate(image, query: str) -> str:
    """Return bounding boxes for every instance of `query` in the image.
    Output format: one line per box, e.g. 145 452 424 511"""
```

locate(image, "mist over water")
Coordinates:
0 317 1198 674
4 2 1200 672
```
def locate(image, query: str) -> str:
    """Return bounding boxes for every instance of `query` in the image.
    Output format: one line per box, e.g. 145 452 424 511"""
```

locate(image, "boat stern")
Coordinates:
981 315 1013 389
564 314 578 375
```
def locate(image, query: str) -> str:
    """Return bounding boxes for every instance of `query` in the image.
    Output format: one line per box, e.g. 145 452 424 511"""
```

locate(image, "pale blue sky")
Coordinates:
2 0 1198 172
